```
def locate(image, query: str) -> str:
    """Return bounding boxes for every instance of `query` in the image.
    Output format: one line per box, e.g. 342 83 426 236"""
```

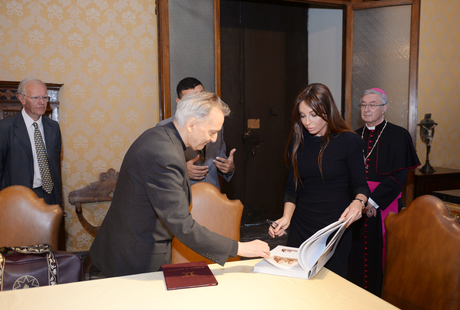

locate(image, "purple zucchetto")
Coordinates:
369 88 386 97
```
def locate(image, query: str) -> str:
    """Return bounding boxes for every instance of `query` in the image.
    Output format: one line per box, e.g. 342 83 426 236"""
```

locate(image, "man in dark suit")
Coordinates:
157 77 236 190
0 78 62 207
89 91 269 277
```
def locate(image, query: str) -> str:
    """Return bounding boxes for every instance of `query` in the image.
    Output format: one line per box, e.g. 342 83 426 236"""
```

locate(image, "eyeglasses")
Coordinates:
23 95 51 103
358 104 385 109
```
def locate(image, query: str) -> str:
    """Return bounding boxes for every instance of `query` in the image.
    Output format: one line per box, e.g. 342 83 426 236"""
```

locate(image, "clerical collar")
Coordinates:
365 119 386 131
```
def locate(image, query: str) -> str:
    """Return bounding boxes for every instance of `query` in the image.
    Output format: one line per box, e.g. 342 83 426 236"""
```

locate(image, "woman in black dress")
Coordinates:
269 83 370 277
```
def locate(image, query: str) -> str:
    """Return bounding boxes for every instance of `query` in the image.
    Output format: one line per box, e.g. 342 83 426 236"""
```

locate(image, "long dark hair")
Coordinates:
285 83 352 189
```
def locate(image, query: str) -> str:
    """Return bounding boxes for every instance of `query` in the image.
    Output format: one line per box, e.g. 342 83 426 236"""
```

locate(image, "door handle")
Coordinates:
243 128 252 139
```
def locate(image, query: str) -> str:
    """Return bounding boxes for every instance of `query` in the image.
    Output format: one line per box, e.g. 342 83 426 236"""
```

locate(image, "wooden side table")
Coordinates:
414 167 460 198
403 167 460 208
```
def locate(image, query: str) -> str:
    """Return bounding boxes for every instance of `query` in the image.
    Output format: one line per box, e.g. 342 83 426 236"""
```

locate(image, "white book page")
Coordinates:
298 218 351 273
264 246 302 271
258 218 351 279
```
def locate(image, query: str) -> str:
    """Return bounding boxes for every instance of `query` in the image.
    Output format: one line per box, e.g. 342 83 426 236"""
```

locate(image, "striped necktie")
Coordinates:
33 122 53 194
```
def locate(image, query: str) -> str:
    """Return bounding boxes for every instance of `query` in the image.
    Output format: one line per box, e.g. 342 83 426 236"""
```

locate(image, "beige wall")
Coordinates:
418 0 460 169
0 0 159 251
0 0 459 251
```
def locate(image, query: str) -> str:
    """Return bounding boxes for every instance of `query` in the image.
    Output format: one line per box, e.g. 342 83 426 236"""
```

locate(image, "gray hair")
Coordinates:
361 88 388 106
175 91 230 126
18 78 46 95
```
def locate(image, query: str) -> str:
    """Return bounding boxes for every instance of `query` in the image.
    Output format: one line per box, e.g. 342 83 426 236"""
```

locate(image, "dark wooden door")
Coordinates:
220 0 309 225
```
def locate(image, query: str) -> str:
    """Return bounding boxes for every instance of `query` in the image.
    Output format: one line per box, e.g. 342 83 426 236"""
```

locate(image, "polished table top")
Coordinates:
433 189 460 204
0 259 398 310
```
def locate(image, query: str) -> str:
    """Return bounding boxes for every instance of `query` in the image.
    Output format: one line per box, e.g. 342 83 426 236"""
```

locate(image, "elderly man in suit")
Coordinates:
90 91 269 277
0 78 62 207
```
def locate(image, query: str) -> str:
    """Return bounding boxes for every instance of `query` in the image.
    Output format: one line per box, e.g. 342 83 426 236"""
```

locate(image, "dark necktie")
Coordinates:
33 122 53 194
199 147 206 162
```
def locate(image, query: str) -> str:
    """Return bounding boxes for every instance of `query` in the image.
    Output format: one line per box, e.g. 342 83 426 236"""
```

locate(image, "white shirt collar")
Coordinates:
22 108 43 128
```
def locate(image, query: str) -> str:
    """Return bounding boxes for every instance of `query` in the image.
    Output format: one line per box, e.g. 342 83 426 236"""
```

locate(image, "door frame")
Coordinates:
343 0 420 141
157 0 222 120
157 0 420 138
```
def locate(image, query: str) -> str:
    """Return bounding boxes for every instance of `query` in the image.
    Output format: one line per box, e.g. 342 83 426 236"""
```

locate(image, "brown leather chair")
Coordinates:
68 168 118 236
0 185 63 250
171 182 243 264
382 195 460 310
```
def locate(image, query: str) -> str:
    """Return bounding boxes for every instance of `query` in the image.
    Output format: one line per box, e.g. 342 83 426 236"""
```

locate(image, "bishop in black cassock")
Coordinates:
348 88 420 297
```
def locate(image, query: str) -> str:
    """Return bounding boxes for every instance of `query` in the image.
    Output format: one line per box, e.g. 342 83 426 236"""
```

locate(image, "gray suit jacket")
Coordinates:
157 116 234 189
89 122 238 277
0 112 62 206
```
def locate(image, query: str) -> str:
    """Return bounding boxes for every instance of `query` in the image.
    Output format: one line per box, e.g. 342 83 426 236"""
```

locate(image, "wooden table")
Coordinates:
414 167 460 198
0 259 398 310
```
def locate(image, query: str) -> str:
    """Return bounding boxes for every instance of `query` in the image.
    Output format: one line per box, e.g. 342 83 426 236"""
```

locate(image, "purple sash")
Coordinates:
367 181 401 272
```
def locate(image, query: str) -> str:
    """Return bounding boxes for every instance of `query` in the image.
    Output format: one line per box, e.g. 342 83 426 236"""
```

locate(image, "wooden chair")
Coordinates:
382 195 460 310
68 168 118 236
0 185 63 250
171 182 243 264
68 168 118 279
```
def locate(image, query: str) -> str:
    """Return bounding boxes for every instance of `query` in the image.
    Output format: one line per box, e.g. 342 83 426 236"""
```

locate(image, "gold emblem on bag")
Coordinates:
13 275 40 289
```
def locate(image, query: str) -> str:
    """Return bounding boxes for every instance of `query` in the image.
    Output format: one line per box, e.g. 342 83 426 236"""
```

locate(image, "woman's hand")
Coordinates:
268 216 291 238
339 200 363 228
268 202 295 238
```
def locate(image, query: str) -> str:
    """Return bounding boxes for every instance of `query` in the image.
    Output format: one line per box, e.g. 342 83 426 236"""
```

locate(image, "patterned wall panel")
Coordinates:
418 0 460 170
351 5 411 131
169 0 215 115
0 0 159 251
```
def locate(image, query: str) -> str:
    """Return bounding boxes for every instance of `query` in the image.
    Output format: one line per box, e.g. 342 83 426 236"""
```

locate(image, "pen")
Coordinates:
267 219 287 236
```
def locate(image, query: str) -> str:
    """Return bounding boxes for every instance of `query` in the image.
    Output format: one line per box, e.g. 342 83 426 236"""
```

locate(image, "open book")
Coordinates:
253 218 351 279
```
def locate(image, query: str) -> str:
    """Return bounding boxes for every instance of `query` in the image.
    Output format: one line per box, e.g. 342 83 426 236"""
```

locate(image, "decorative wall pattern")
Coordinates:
0 0 159 251
418 0 460 170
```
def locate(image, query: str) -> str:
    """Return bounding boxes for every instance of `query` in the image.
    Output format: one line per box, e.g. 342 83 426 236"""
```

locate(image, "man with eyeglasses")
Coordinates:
0 78 62 208
348 88 420 297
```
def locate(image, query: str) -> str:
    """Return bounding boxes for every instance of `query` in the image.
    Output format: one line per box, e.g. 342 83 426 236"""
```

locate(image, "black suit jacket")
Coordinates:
0 112 62 206
89 122 238 277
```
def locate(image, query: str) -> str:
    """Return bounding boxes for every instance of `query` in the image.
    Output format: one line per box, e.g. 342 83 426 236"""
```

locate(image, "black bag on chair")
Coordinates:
0 244 82 291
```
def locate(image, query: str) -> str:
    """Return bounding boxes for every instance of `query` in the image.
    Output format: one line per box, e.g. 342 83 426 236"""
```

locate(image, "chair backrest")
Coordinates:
382 195 460 310
68 168 118 236
171 182 243 264
0 185 63 250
